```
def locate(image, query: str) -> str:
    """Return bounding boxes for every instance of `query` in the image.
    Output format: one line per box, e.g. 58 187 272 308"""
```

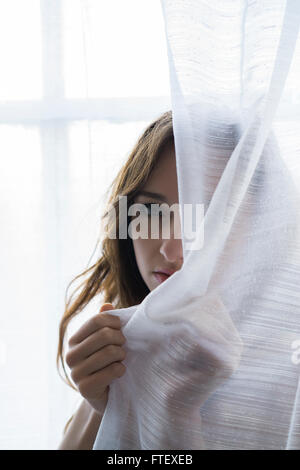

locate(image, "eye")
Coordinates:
131 202 154 218
143 203 169 220
143 203 152 215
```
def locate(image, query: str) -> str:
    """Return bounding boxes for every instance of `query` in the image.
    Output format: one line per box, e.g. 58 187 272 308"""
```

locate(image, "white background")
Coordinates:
0 0 170 449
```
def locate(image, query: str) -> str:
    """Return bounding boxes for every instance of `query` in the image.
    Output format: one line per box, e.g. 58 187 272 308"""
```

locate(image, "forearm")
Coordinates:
57 398 103 450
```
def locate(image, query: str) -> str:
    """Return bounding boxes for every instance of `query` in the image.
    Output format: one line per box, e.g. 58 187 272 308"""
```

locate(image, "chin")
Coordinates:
147 281 156 292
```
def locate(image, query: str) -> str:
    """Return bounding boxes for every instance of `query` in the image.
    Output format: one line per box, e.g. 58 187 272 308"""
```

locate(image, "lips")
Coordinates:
154 268 176 276
153 268 176 284
154 272 170 284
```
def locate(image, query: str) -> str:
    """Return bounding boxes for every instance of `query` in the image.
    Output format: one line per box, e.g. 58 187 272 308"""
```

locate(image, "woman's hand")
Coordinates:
134 293 243 449
65 303 127 416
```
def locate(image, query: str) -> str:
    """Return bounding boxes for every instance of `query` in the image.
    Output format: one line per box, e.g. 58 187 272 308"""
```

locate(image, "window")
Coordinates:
0 0 170 450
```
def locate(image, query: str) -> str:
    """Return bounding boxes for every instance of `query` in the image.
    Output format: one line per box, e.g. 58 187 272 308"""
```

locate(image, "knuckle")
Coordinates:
67 335 76 348
106 344 118 356
94 314 104 328
119 332 127 345
119 347 126 360
78 378 89 397
70 368 79 384
109 344 125 360
101 326 113 342
65 351 74 368
112 362 125 376
104 312 121 328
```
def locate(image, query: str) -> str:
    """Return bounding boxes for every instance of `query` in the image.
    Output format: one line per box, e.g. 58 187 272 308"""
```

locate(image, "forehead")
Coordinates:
141 143 178 203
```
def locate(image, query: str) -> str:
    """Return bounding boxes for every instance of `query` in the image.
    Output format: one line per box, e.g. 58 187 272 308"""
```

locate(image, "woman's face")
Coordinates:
131 143 184 291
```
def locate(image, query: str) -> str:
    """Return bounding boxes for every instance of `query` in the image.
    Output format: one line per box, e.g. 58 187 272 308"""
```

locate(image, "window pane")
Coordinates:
0 0 42 100
0 125 43 325
67 119 148 259
65 119 149 331
63 0 171 98
0 125 46 449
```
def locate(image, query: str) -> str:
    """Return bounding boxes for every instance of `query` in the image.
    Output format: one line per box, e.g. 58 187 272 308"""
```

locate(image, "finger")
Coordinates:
67 327 126 367
71 345 126 382
78 362 126 399
68 305 120 346
100 303 114 313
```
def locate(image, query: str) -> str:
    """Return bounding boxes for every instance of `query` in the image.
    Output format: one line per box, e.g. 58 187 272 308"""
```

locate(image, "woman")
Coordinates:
57 110 183 449
57 106 297 449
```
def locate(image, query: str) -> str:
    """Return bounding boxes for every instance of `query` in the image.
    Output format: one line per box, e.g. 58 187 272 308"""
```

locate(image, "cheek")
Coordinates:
132 238 159 276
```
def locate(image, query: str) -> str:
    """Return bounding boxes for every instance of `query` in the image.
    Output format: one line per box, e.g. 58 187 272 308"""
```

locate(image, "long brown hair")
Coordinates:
56 110 174 391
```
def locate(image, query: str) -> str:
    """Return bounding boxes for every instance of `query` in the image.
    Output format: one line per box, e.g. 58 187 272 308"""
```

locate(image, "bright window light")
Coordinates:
0 0 42 100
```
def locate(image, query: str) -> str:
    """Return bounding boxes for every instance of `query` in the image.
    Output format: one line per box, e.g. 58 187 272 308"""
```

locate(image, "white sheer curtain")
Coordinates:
92 0 300 450
2 0 300 451
0 0 170 450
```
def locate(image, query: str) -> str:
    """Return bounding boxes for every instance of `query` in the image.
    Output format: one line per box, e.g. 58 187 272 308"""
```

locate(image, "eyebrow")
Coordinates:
135 190 168 203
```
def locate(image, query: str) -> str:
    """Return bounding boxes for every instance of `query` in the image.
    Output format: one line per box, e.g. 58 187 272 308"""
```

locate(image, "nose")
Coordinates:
159 236 183 266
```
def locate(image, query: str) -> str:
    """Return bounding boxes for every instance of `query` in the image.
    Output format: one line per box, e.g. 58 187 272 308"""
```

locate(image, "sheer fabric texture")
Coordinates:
93 0 300 450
